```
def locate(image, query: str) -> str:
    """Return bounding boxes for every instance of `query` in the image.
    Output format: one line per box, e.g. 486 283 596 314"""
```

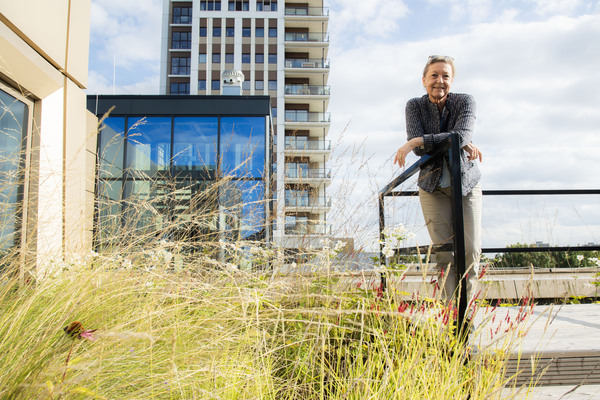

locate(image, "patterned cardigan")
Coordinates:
405 92 481 196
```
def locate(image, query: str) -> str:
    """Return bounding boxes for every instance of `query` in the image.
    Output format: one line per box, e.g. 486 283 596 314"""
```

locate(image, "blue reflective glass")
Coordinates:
173 117 218 174
99 117 125 178
126 117 172 175
0 89 27 249
220 117 265 178
220 181 265 239
123 180 170 233
96 180 123 245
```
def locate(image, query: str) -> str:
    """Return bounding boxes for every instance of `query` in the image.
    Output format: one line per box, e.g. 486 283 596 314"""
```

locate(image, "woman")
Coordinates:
393 55 482 300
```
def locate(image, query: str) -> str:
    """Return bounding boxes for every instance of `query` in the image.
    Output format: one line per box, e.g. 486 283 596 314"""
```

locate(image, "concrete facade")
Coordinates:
0 1 97 277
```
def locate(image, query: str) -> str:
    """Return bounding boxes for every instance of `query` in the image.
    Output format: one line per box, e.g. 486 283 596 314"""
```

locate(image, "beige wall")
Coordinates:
0 0 96 274
0 0 89 88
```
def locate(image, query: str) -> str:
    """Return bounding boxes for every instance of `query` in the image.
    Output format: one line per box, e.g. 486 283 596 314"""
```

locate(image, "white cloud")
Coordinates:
328 0 410 42
328 11 600 248
90 0 162 69
527 0 584 16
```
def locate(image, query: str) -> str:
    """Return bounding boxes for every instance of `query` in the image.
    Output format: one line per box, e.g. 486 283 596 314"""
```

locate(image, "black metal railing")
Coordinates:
378 133 600 335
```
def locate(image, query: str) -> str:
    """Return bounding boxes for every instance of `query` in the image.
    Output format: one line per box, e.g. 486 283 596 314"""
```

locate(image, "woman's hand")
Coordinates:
463 142 482 162
394 137 424 167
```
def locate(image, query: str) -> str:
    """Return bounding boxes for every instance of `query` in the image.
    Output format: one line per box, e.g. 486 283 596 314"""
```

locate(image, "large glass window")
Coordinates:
198 80 207 90
242 27 251 37
126 117 172 176
242 53 251 63
220 181 265 239
0 88 28 249
212 80 220 90
173 117 218 175
226 27 235 37
255 53 264 63
170 82 190 95
225 53 234 63
220 117 265 178
212 53 221 63
96 113 268 247
171 57 191 75
98 117 125 178
199 53 207 63
171 32 191 49
200 0 221 10
212 27 221 37
268 53 277 63
172 6 192 24
200 27 207 37
256 27 264 37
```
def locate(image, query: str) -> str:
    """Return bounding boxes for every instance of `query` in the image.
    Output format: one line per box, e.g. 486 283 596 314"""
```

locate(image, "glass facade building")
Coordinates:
88 95 271 248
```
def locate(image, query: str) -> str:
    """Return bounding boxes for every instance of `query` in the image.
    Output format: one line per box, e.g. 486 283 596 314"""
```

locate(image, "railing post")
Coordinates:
378 193 387 292
448 133 468 338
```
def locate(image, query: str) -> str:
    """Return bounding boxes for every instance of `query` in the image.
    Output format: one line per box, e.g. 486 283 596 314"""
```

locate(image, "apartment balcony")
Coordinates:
285 7 329 17
285 84 330 96
285 58 330 69
284 166 331 184
284 110 330 123
285 32 329 45
284 222 331 236
284 138 330 160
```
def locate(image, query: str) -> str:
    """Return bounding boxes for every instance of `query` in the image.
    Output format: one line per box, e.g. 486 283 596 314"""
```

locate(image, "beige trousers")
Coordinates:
418 183 482 301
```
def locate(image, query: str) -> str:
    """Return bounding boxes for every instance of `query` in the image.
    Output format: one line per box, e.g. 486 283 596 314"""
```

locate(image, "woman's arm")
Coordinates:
422 94 477 151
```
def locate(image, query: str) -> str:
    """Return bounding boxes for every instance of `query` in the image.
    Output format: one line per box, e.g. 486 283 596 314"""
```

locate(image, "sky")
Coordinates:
87 0 600 251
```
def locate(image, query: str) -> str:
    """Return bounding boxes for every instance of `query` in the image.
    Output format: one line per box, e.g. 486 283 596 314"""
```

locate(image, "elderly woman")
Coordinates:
393 55 482 300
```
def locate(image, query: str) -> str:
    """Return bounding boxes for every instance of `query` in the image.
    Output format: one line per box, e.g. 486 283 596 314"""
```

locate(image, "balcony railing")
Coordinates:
285 32 329 42
285 167 331 179
285 223 331 236
284 110 330 123
285 138 331 151
285 58 330 69
285 195 330 208
285 7 329 16
284 84 330 96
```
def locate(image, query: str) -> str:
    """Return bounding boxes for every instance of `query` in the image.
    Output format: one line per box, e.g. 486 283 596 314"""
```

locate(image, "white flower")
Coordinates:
577 255 584 261
382 246 395 258
90 250 99 258
334 240 345 252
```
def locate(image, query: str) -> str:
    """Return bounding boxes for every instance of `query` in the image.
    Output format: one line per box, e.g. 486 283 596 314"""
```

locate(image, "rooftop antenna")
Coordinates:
112 55 116 95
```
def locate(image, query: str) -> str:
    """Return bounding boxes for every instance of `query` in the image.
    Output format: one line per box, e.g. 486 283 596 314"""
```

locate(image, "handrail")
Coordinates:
379 133 600 339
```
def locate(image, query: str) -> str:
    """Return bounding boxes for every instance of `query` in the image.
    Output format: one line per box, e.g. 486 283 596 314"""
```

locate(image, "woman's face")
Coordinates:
422 62 454 104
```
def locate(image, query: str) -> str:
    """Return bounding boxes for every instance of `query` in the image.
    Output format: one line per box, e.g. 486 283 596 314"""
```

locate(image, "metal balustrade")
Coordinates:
284 110 330 123
285 58 330 69
284 138 331 151
378 133 600 337
284 84 330 96
284 7 329 16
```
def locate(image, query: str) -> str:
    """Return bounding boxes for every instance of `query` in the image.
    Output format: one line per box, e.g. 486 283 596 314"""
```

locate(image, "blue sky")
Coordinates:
88 0 600 250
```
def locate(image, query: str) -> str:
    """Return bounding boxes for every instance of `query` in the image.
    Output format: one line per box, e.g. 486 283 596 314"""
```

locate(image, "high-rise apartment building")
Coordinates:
159 0 331 253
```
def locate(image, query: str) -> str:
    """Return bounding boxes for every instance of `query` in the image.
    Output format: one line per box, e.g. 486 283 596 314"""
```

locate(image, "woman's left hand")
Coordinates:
463 142 482 162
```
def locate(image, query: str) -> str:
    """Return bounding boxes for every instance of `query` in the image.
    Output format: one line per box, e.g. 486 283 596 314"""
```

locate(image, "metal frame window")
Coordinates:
171 31 191 49
171 57 191 75
172 6 192 24
170 82 190 95
200 1 221 11
0 83 33 251
229 0 249 11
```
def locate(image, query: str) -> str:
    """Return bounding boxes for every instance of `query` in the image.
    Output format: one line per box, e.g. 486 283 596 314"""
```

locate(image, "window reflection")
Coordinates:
96 114 268 245
173 117 218 177
0 88 28 249
126 117 172 176
220 117 265 178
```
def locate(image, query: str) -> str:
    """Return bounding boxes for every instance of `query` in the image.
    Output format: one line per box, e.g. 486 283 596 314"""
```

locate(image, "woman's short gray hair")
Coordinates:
423 55 455 77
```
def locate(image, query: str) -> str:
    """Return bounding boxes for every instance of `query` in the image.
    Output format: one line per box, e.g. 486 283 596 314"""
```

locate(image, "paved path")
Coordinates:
471 304 600 399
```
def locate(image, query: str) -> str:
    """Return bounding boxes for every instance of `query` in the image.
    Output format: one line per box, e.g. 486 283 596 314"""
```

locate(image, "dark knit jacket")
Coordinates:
405 92 481 196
